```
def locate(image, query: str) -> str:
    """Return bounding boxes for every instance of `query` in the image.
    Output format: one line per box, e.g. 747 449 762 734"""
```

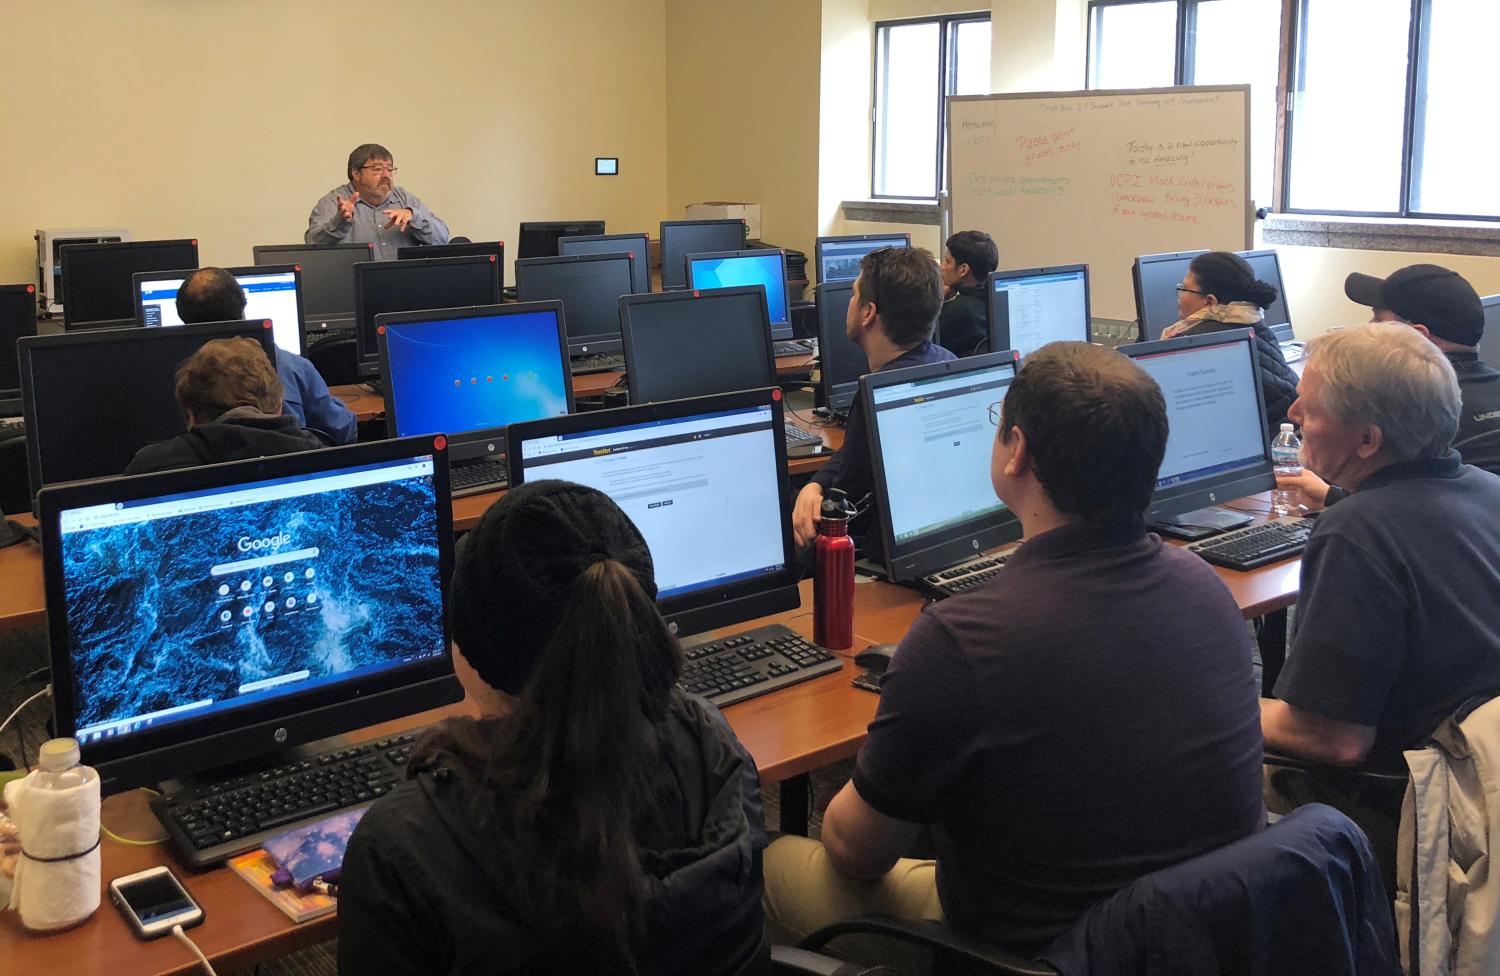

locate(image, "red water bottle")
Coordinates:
814 489 856 650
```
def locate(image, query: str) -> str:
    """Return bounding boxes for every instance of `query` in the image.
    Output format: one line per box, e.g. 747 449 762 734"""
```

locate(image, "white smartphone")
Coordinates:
108 866 204 939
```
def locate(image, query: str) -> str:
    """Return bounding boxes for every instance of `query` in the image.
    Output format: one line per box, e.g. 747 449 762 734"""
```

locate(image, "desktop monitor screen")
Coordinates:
686 250 790 339
252 243 375 337
1132 250 1202 342
986 265 1091 359
513 252 637 357
1122 329 1275 523
397 241 506 287
1482 295 1500 371
814 234 911 284
619 287 774 405
1 284 38 404
38 436 458 794
558 233 651 295
18 320 277 498
377 302 574 459
517 221 606 260
815 280 867 413
135 265 305 355
507 387 798 637
62 239 200 330
353 255 501 377
1238 249 1293 334
659 220 746 290
863 353 1023 581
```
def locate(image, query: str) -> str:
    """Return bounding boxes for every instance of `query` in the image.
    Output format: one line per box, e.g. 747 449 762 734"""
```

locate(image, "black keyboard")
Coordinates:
450 458 508 496
784 424 822 456
570 353 626 375
679 623 842 708
150 731 424 867
921 551 1013 598
1188 516 1313 571
774 339 814 357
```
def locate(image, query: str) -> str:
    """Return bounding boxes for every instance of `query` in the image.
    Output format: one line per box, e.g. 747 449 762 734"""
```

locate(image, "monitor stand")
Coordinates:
1150 506 1255 541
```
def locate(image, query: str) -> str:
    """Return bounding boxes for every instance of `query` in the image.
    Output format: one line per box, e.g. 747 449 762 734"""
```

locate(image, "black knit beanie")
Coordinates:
451 480 657 694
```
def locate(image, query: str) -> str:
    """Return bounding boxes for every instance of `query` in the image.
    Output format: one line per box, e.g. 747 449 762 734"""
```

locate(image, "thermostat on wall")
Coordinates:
595 157 619 176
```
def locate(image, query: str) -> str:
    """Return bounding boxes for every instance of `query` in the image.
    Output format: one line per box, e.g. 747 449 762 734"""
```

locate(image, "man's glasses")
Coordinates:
988 402 1002 427
360 163 398 175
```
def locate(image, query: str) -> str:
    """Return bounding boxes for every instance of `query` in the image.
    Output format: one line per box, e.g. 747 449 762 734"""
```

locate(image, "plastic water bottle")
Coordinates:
12 738 102 930
1271 423 1303 518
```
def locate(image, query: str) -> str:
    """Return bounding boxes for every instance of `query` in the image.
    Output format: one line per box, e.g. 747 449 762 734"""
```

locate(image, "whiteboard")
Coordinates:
947 86 1252 321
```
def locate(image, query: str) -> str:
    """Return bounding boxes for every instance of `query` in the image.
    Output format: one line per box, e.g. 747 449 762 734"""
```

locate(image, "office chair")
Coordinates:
304 336 358 387
770 918 1058 976
0 434 29 516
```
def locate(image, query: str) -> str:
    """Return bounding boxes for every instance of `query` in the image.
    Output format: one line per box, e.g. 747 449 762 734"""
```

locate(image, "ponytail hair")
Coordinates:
1189 251 1279 309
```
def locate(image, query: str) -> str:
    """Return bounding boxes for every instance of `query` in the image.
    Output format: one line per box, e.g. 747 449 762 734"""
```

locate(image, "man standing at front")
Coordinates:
306 144 450 259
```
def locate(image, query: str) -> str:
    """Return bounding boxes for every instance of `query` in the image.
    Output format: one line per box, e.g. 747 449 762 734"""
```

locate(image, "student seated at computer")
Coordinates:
765 342 1265 956
338 481 770 976
177 267 358 445
123 337 325 475
936 230 998 357
793 246 953 549
1162 251 1299 431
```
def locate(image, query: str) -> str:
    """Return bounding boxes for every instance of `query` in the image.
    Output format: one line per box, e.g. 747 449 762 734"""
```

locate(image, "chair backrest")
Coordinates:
0 434 30 515
305 336 357 387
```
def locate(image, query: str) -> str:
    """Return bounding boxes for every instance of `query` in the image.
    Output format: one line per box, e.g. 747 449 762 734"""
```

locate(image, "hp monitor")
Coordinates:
252 243 375 339
558 233 651 295
985 265 1091 359
619 287 774 405
1482 294 1500 371
1133 248 1294 342
135 265 305 355
61 239 199 331
814 234 911 284
659 220 746 290
815 280 866 414
507 387 798 636
397 241 506 287
18 321 277 498
38 435 458 795
513 252 638 358
352 255 502 378
686 249 791 340
1238 249 1294 337
517 221 605 260
1 284 39 414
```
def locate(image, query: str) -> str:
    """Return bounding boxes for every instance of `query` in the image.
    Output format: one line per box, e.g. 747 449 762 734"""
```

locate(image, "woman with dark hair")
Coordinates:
1162 250 1300 429
337 481 770 975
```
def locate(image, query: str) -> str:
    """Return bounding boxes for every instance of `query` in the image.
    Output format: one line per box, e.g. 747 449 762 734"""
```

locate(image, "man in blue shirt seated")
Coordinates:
305 143 450 260
765 342 1266 956
793 246 954 552
177 268 358 445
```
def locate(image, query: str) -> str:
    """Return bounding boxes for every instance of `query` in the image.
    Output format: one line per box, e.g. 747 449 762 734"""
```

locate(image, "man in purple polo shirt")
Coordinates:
764 342 1266 955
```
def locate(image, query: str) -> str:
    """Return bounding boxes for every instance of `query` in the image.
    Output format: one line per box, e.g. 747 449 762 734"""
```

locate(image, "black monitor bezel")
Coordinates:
396 241 506 288
685 248 792 339
985 263 1092 359
659 219 748 290
132 265 306 357
1131 249 1205 342
1121 328 1276 522
862 351 1024 582
513 251 637 358
557 233 652 295
18 319 278 499
251 242 375 338
618 286 775 406
815 280 863 412
375 301 575 462
813 233 912 284
38 435 458 795
517 221 607 260
60 239 201 332
1237 248 1294 335
0 283 39 402
352 254 502 378
1478 294 1500 372
505 387 800 637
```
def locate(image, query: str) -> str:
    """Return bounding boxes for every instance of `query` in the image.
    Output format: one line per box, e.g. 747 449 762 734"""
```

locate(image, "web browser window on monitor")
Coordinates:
1131 339 1265 489
140 271 301 354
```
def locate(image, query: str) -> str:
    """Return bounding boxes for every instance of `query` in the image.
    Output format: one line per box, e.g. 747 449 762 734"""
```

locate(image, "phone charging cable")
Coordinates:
172 924 219 976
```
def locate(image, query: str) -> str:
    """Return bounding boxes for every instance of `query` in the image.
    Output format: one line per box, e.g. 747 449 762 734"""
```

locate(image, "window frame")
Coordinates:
870 11 992 201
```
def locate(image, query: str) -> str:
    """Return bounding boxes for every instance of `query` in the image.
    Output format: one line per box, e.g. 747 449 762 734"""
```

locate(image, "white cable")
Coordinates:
0 685 51 739
172 924 220 976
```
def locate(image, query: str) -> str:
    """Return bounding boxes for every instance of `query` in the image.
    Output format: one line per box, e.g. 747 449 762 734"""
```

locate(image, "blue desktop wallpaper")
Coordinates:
690 255 788 324
62 473 444 730
385 311 570 437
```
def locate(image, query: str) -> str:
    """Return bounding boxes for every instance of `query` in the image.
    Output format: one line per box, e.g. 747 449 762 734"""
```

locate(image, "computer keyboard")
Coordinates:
784 423 822 455
450 458 508 496
679 623 842 708
151 730 425 867
1187 516 1313 571
570 353 627 375
921 552 1012 598
774 339 815 357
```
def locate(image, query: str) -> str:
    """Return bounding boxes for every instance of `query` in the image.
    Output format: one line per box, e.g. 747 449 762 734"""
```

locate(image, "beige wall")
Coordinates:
819 0 874 240
1 0 668 286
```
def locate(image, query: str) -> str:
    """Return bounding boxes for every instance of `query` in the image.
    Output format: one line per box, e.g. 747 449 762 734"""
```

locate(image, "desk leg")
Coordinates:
1259 609 1288 698
779 775 811 836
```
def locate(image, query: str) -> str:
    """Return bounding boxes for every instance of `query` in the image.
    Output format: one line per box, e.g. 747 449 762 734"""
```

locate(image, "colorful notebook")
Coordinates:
263 807 369 886
229 850 338 923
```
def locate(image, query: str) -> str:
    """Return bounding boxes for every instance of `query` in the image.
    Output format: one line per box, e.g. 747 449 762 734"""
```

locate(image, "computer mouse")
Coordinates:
855 643 898 674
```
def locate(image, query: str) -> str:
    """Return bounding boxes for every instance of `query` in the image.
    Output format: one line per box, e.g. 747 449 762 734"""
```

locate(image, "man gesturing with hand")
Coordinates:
306 143 449 259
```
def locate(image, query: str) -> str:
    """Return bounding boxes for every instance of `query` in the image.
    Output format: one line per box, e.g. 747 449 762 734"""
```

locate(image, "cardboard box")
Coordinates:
685 201 761 242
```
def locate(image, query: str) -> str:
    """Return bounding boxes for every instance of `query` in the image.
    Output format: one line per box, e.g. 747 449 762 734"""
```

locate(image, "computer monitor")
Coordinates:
517 221 606 260
1133 248 1294 342
1237 249 1293 336
685 249 791 340
619 287 774 405
513 252 638 358
507 387 798 636
135 265 305 356
252 243 375 339
986 265 1091 359
863 353 1023 582
659 219 746 290
1122 328 1275 526
558 233 651 295
38 435 458 795
814 233 911 284
0 284 38 415
376 302 574 462
396 241 506 287
18 320 277 498
1481 294 1500 372
815 280 867 414
61 239 200 331
352 254 502 378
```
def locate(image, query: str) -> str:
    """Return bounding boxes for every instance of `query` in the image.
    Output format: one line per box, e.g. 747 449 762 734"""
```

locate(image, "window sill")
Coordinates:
842 200 942 225
1261 213 1500 257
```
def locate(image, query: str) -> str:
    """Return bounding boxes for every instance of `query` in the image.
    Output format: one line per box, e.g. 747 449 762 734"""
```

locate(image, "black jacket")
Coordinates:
124 409 325 475
937 283 990 357
1177 319 1300 431
336 690 771 976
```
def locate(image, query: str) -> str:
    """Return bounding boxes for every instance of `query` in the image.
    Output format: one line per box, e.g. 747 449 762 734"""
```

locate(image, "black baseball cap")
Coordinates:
1344 264 1484 347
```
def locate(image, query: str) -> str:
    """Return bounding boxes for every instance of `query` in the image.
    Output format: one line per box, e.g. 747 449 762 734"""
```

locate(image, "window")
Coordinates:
872 13 992 199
